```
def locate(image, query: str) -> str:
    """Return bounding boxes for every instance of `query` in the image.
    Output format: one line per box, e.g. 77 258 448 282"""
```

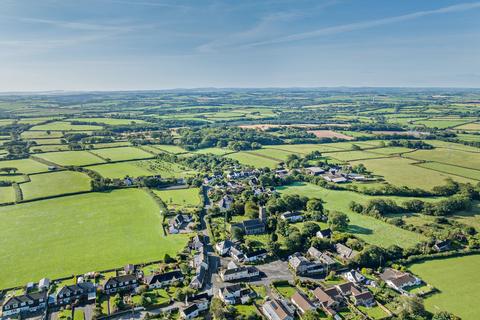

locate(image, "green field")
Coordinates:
451 201 480 230
225 151 280 168
36 151 106 166
21 131 64 139
193 147 232 156
30 121 103 131
277 182 428 248
409 255 480 320
0 158 49 174
453 122 480 131
150 144 189 154
20 171 91 200
153 188 202 210
87 159 190 179
0 186 15 204
30 145 70 152
351 157 474 190
326 150 385 162
413 119 469 129
407 148 480 171
90 146 153 161
264 144 342 154
0 189 190 288
69 118 148 125
417 162 480 181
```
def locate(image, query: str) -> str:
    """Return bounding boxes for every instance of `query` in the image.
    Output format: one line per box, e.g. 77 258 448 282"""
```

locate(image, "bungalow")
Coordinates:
307 247 336 266
313 286 342 310
305 166 325 176
55 282 96 305
218 284 254 305
1 292 47 317
244 248 268 262
380 268 421 291
288 253 324 276
215 239 234 256
316 228 332 239
262 299 294 320
335 243 358 261
180 299 209 319
220 266 259 282
290 290 315 315
344 270 365 283
144 270 184 289
280 211 303 223
104 274 138 295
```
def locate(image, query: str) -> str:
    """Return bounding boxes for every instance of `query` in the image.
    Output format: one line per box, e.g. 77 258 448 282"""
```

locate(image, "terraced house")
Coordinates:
55 282 96 305
1 292 47 317
104 274 138 294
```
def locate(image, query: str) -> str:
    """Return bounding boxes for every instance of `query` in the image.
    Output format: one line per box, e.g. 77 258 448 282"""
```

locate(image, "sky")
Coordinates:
0 0 479 91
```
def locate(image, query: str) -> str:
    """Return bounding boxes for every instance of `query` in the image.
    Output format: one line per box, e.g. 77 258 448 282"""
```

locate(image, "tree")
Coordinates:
301 222 320 238
244 200 258 219
302 310 323 320
268 241 281 256
231 226 244 241
210 297 226 320
432 311 460 320
396 296 425 319
112 294 123 311
0 167 18 175
306 198 323 214
285 231 303 252
328 211 349 231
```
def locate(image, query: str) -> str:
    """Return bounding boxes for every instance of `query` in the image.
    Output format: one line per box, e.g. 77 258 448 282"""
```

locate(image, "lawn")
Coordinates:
153 188 202 210
90 147 153 162
20 171 91 200
0 186 15 204
277 182 429 248
225 151 280 168
87 159 191 179
409 255 480 320
351 157 474 190
74 309 85 320
407 148 480 171
357 304 389 319
0 158 49 174
273 283 298 299
0 189 190 288
36 151 106 166
30 121 103 131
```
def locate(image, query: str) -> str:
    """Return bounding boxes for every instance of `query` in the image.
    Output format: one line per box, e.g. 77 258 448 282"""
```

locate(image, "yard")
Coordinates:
409 255 480 320
20 170 91 200
0 189 190 288
357 304 389 319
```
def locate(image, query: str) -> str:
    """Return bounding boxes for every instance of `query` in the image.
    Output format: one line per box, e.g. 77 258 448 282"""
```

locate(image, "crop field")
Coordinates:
351 157 474 190
407 148 480 170
36 151 106 166
0 186 15 204
69 117 148 125
87 159 190 179
225 151 280 168
30 121 103 131
90 146 154 161
409 255 480 320
153 188 202 210
0 189 190 288
307 130 354 140
20 171 91 200
0 158 49 174
277 182 429 248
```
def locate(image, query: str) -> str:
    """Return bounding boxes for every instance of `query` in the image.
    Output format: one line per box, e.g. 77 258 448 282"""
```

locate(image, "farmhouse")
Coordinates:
262 299 294 320
290 290 315 315
1 292 47 317
280 211 303 222
55 282 96 305
380 268 421 291
144 270 184 289
434 239 451 252
104 274 138 294
220 266 259 282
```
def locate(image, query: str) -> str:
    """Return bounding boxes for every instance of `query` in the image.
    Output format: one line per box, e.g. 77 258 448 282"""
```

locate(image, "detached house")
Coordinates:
280 211 303 223
380 268 421 292
290 290 315 315
55 282 96 306
335 243 358 261
218 284 254 305
215 239 234 256
307 247 336 267
288 253 324 276
244 248 268 262
313 286 342 311
316 228 332 239
104 274 138 294
144 270 184 289
180 298 209 319
262 299 294 320
1 292 47 317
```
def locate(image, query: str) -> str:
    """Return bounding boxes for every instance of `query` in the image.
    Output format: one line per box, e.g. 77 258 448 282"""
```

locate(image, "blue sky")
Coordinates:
1 0 479 91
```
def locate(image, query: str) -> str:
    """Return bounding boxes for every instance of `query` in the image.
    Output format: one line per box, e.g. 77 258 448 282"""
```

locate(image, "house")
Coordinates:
38 278 50 291
218 284 254 305
305 166 325 176
220 266 259 282
180 299 209 319
144 270 184 289
104 274 138 294
262 299 294 320
1 292 47 317
215 239 234 256
288 253 324 275
230 246 245 262
190 265 206 289
313 286 342 310
352 290 375 307
275 169 289 178
218 195 234 211
242 219 266 235
55 282 96 305
335 282 357 296
344 270 365 283
290 290 315 315
280 211 303 223
380 268 421 291
434 239 451 252
316 228 332 239
189 234 205 251
307 247 336 266
244 248 268 262
335 243 358 261
173 214 192 229
193 247 209 270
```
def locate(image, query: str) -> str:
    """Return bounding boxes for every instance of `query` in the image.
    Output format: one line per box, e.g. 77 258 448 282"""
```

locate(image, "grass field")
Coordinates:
263 144 342 154
87 159 190 179
0 186 15 204
153 188 201 210
351 157 474 190
0 189 190 288
407 148 480 170
21 131 64 139
453 122 480 131
0 158 49 174
69 118 147 125
20 171 91 200
150 144 188 154
326 150 385 162
225 151 280 168
36 151 106 166
409 255 480 320
90 146 153 161
451 201 480 229
417 162 480 181
31 145 70 152
413 119 469 129
30 121 103 131
277 182 428 248
193 147 232 156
